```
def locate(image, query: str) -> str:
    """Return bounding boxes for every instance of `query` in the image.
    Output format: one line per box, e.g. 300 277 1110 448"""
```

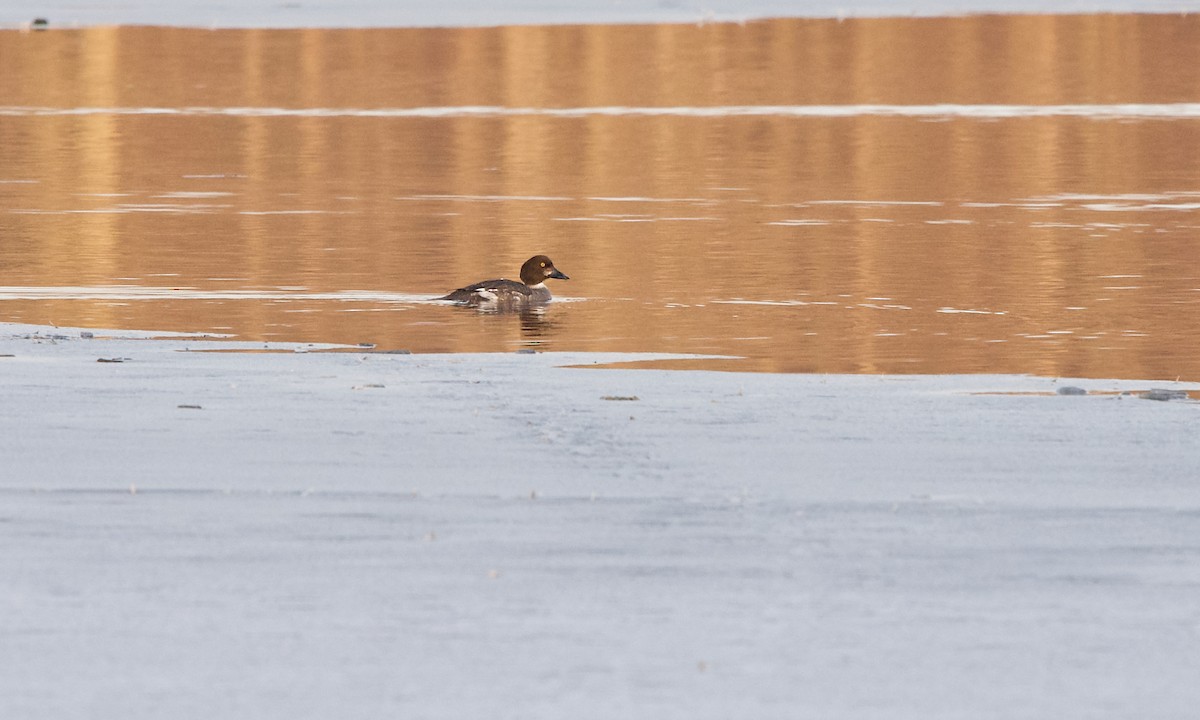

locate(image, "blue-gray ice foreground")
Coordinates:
2 324 1199 720
6 0 1198 29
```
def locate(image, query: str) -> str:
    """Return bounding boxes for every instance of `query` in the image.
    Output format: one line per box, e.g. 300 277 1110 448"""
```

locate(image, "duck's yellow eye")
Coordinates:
540 262 546 267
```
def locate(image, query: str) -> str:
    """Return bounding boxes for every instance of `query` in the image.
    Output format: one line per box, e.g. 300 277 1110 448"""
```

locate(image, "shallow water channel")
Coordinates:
3 15 1200 377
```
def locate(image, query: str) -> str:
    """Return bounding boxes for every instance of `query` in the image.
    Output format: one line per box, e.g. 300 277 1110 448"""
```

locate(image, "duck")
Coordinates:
440 255 569 310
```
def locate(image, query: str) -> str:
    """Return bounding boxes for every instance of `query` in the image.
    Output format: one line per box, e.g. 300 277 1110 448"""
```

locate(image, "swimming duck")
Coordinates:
441 255 569 309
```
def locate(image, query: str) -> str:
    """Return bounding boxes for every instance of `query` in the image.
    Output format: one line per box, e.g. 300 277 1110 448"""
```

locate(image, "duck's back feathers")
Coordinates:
441 278 540 306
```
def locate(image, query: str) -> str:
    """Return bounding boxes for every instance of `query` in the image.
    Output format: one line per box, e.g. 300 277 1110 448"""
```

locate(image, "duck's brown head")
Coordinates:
519 255 569 286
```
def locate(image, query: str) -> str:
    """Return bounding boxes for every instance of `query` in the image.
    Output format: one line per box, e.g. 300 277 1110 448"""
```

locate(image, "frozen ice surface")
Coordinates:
3 0 1199 29
2 323 1200 719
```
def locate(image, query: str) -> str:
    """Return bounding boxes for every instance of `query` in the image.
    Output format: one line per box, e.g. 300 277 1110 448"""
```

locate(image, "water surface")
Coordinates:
2 15 1200 377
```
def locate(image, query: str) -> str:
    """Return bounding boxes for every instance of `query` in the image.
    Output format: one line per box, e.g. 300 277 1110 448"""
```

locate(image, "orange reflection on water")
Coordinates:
2 15 1200 378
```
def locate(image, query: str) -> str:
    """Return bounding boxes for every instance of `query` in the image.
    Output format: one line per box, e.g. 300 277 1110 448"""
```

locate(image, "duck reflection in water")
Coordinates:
515 303 559 343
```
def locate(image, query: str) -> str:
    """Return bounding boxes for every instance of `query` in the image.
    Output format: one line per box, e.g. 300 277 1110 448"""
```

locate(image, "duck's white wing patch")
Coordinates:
473 288 500 303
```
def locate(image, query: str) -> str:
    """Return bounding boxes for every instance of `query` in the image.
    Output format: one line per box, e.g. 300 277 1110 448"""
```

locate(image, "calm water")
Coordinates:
3 16 1200 377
